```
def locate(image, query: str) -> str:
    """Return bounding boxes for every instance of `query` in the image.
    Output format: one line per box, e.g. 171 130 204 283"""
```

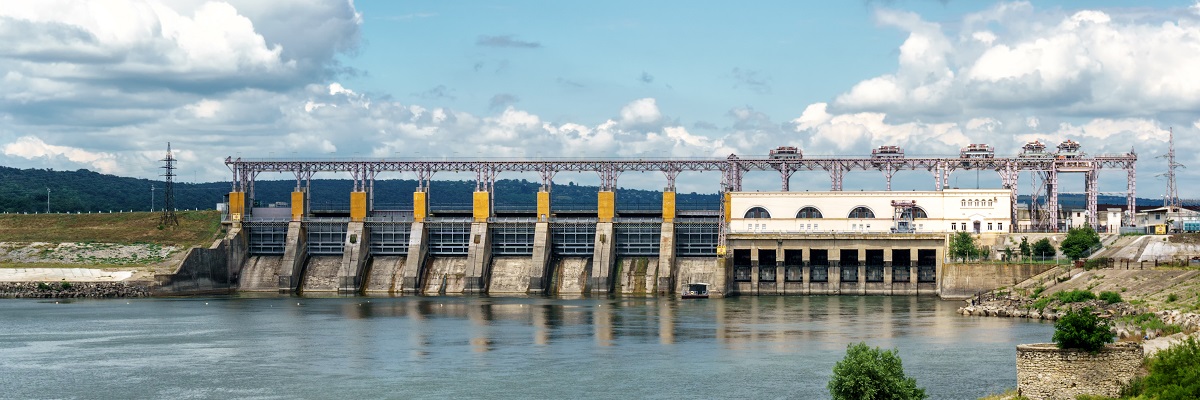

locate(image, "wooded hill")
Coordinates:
0 165 1160 214
0 166 718 213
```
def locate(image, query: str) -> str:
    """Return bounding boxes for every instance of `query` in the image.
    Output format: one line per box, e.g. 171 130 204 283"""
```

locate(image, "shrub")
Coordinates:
1031 297 1053 310
1031 285 1046 298
1098 291 1122 304
1122 337 1200 399
1056 289 1096 303
1167 293 1178 302
1052 307 1114 353
828 342 927 400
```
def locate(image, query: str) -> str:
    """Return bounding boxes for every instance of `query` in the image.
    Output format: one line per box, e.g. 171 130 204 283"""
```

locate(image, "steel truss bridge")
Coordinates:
226 152 1137 231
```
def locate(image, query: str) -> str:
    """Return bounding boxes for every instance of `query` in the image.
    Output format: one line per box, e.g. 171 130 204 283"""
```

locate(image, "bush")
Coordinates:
1057 289 1096 303
1098 291 1123 304
1122 337 1200 399
1167 293 1178 302
828 342 927 400
1052 307 1114 353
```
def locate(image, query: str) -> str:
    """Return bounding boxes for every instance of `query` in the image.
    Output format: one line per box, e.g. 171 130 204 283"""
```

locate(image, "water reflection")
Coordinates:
306 295 990 350
0 295 1053 400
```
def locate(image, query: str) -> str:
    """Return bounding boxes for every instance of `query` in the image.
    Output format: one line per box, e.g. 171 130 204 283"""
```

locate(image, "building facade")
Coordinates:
730 189 1013 237
723 189 1012 296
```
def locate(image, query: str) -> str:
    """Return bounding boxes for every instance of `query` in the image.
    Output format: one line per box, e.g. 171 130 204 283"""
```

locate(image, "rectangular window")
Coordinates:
950 223 956 230
998 223 1003 230
988 223 993 230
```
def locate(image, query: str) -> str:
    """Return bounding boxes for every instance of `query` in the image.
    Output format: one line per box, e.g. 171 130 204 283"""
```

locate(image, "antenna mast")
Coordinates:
160 143 179 226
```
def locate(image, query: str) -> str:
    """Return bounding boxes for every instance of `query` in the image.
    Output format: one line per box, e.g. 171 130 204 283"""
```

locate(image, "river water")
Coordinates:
0 295 1051 399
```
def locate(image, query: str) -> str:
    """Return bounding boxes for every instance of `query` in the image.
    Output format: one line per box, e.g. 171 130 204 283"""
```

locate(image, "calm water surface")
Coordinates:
0 295 1051 399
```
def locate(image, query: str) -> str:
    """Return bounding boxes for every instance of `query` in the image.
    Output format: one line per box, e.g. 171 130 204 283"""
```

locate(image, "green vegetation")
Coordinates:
1031 285 1046 298
1118 313 1183 336
1032 238 1056 259
949 231 980 262
1122 338 1200 399
0 166 719 214
1098 291 1123 304
1032 289 1097 310
1052 307 1114 353
1060 226 1102 259
0 210 221 247
828 342 926 400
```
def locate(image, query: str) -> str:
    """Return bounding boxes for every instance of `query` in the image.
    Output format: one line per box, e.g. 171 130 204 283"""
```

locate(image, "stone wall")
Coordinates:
1016 342 1142 400
940 263 1055 299
0 281 152 298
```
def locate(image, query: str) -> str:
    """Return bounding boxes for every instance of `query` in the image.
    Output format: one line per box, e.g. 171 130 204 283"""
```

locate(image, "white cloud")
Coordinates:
833 3 1200 117
3 136 119 173
619 98 662 126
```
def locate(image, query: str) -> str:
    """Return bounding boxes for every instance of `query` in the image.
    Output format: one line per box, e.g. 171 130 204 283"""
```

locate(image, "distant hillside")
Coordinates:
2 165 1179 214
0 166 717 213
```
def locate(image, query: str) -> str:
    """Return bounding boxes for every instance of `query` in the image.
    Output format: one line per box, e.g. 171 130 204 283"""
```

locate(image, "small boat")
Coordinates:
681 283 710 299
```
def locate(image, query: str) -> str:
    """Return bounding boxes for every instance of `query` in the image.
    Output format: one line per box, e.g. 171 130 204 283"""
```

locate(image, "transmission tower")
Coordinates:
1161 127 1184 210
160 142 179 226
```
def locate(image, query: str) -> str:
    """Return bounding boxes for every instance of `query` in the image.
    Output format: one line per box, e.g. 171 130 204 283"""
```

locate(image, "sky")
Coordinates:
1 0 1198 199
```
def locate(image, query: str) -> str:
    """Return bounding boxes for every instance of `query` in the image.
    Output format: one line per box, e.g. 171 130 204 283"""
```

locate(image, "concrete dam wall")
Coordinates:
226 219 1040 297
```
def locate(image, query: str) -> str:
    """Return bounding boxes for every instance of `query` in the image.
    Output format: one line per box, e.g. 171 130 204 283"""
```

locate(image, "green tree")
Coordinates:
1032 238 1055 260
1052 307 1114 353
1060 226 1101 260
949 231 978 262
1018 237 1031 260
829 342 927 400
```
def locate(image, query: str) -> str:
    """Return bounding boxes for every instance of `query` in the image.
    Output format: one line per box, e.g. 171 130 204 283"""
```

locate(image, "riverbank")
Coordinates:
0 281 153 298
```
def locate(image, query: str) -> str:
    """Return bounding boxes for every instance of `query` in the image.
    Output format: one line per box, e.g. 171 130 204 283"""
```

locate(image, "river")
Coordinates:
0 295 1051 399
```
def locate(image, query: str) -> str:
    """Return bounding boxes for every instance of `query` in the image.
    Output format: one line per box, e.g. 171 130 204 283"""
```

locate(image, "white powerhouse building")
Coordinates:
723 189 1013 296
730 189 1013 236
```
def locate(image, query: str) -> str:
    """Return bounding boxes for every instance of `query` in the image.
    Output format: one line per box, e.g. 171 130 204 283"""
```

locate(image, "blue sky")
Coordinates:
1 1 1198 197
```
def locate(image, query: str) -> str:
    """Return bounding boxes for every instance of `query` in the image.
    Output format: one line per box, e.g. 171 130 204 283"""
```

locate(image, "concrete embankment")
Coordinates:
0 281 152 298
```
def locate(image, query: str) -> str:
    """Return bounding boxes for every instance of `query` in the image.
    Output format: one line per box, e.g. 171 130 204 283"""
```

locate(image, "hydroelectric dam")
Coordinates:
198 141 1136 298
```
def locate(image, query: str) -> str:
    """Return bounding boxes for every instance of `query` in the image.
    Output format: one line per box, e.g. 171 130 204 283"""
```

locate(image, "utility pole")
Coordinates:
150 185 155 212
45 187 50 213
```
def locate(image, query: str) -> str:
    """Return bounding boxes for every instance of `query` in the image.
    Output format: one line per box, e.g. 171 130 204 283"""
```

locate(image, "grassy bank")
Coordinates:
0 210 223 248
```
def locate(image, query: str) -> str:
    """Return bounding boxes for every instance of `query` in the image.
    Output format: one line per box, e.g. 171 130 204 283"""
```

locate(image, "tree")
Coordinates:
1032 238 1055 260
1052 307 1114 353
1060 226 1101 260
829 342 927 400
1018 237 1031 260
949 231 978 262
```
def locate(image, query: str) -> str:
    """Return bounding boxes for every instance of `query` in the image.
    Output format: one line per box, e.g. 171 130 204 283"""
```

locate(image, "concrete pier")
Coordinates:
591 222 616 293
400 222 428 294
528 221 552 294
337 221 369 294
278 221 306 293
464 222 491 293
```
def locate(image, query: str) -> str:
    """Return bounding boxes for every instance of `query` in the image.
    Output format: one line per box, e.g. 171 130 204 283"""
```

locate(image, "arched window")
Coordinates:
796 206 823 219
744 207 771 219
901 207 928 219
848 206 875 219
961 199 966 207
